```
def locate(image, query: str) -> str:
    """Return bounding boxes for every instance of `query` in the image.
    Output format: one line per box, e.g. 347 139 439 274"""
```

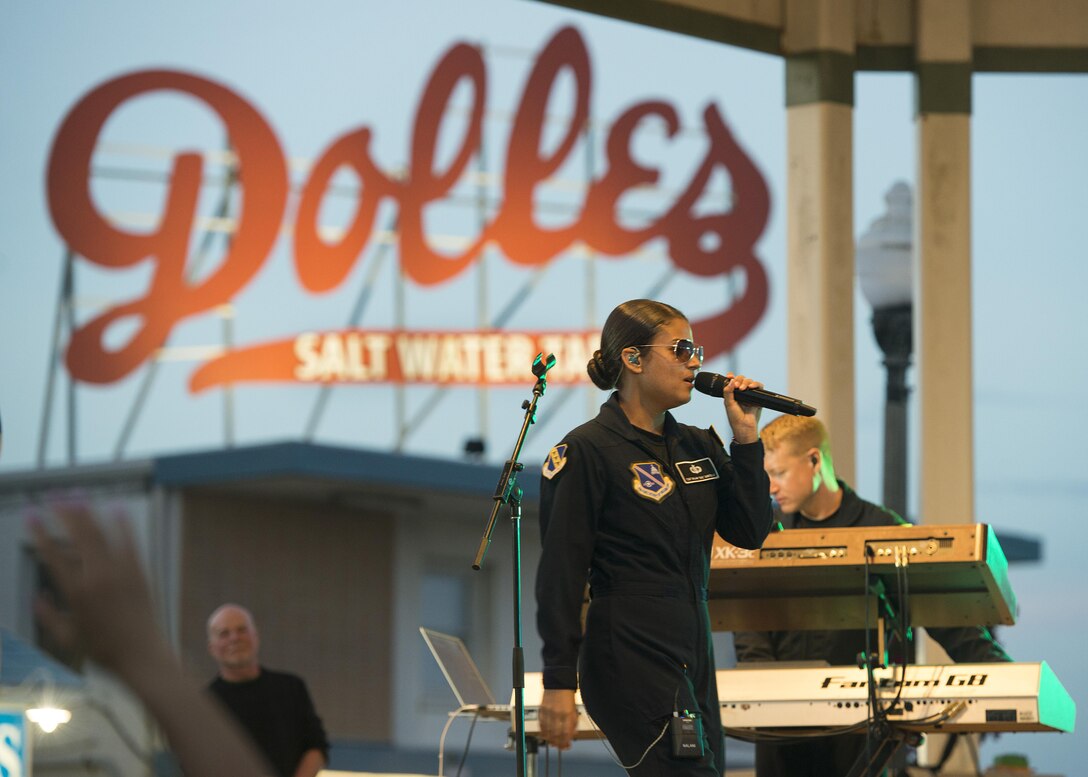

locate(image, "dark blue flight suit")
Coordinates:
536 393 773 776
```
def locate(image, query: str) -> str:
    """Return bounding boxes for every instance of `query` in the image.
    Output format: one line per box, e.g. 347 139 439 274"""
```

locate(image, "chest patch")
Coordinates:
675 458 719 484
542 444 568 480
630 461 675 502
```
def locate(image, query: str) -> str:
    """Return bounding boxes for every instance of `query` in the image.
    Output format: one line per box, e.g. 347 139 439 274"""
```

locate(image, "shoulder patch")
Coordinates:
542 444 569 480
630 461 675 502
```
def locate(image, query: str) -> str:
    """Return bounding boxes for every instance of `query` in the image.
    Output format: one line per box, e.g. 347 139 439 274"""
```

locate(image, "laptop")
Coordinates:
419 627 511 719
419 627 599 737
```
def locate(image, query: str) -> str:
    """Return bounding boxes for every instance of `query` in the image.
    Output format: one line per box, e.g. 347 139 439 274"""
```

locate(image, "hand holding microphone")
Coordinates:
693 372 817 417
694 371 763 443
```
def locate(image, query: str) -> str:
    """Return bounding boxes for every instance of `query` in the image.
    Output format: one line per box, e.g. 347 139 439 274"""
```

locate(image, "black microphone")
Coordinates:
693 372 816 417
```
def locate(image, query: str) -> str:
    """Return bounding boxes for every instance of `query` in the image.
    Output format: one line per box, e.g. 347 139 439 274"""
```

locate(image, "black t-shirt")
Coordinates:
208 669 328 777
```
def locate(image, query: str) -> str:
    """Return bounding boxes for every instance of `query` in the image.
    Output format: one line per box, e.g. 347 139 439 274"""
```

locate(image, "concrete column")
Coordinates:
783 0 856 481
914 0 974 525
915 3 979 772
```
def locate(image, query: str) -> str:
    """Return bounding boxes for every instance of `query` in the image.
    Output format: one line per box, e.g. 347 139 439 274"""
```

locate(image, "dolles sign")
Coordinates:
48 26 771 392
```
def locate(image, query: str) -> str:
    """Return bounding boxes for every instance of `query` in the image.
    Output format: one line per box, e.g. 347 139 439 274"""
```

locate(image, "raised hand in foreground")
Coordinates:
32 503 274 777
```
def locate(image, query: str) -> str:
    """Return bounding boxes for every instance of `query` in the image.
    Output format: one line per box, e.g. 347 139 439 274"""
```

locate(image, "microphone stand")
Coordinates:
846 566 916 777
473 352 556 777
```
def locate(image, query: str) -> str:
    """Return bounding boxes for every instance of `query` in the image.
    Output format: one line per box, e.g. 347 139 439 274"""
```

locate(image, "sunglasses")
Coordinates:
633 339 704 363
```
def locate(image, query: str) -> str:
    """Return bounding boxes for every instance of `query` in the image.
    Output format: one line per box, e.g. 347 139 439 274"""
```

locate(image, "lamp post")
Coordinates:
857 182 914 519
858 183 1043 561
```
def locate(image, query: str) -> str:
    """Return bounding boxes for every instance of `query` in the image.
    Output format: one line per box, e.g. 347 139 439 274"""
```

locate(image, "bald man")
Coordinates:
207 604 328 777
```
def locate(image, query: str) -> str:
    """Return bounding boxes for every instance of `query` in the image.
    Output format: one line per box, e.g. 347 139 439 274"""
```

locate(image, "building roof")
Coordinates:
0 628 84 690
0 441 540 516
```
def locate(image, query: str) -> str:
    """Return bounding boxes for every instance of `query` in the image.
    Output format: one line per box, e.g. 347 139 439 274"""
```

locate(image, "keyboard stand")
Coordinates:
844 720 921 777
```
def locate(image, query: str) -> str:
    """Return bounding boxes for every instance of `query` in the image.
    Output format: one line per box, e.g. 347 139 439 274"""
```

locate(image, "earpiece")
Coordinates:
810 455 819 466
627 350 640 365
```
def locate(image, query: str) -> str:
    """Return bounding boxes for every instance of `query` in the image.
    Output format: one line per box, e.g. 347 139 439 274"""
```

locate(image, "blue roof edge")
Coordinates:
152 440 541 501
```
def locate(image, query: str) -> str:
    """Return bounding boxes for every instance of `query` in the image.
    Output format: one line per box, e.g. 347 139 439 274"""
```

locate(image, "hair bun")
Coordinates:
586 349 619 390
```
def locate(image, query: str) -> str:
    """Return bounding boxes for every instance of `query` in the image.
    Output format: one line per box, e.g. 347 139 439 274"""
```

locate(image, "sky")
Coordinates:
2 1 1087 773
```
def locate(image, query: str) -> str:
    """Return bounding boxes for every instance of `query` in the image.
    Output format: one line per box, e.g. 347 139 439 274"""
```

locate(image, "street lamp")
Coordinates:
1 629 81 743
26 705 71 733
857 184 1043 562
857 181 914 518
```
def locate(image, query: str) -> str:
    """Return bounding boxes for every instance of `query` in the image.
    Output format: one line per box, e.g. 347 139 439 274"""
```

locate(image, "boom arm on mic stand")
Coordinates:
693 371 817 417
472 351 556 777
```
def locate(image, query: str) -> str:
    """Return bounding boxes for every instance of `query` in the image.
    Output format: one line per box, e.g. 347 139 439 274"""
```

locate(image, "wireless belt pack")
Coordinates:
670 711 704 760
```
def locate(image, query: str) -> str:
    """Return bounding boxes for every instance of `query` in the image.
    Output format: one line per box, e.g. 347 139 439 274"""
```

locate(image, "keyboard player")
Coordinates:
733 415 1012 776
